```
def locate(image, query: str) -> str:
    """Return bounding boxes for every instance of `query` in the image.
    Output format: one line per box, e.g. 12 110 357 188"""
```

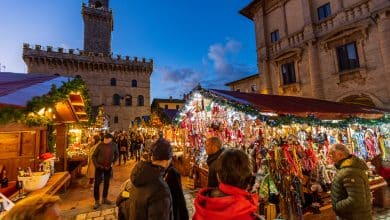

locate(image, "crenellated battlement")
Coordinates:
23 43 153 73
82 4 113 19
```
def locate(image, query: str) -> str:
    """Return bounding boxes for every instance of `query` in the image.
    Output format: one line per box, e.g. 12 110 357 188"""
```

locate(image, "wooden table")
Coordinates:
9 172 71 202
0 181 16 197
304 176 387 220
194 166 208 188
28 172 71 196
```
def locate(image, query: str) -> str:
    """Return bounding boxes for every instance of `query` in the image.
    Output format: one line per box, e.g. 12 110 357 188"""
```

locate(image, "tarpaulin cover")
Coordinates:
0 72 73 108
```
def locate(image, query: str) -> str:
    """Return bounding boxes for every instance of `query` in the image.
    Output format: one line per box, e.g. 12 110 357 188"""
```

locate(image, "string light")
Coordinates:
174 87 389 128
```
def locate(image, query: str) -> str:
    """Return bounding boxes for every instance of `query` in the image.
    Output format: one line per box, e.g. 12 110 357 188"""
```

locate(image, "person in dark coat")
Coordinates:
133 133 144 161
329 143 372 220
118 134 129 165
165 162 189 220
125 138 174 220
92 133 119 209
205 136 224 187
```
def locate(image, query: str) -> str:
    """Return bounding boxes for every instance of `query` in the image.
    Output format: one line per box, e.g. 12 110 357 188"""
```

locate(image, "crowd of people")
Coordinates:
2 133 375 220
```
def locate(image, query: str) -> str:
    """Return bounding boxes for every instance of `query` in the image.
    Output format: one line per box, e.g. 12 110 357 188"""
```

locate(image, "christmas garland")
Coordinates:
174 87 389 128
0 78 92 126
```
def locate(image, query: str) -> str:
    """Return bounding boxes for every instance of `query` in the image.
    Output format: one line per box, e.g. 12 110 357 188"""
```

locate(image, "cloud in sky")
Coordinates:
154 38 256 98
155 67 202 97
207 38 242 75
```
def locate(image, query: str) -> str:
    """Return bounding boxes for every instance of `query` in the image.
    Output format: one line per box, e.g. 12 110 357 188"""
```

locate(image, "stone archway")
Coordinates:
339 94 376 107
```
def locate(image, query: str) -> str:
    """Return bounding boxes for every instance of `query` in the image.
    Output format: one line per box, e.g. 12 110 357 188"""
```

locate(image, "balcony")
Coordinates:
268 30 305 57
315 1 370 36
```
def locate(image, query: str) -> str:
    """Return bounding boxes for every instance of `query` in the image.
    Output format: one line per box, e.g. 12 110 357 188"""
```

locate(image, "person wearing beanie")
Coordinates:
125 138 174 220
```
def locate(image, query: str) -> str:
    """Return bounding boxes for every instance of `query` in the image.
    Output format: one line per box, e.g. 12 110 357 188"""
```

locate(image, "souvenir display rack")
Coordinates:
175 87 389 219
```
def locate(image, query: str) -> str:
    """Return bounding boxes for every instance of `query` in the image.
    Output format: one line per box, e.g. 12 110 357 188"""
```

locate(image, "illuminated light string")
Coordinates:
0 78 92 126
174 87 389 128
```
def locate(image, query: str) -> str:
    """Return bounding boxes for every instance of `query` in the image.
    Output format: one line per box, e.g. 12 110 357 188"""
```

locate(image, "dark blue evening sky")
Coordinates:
0 0 257 99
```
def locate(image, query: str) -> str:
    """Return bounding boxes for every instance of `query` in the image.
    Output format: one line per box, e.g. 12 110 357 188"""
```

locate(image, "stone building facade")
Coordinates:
240 0 390 108
225 74 260 93
151 97 186 111
23 0 153 130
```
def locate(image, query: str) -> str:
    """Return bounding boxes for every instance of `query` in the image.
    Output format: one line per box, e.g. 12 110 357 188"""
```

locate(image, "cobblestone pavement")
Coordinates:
59 160 389 220
60 161 136 220
59 161 198 220
373 207 390 220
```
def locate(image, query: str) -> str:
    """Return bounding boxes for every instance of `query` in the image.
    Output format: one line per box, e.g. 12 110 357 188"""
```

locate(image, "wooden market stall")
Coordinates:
177 87 390 219
0 72 90 198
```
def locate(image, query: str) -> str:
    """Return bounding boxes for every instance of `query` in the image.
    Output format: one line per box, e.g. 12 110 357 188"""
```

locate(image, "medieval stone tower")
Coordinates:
83 0 112 55
23 0 153 130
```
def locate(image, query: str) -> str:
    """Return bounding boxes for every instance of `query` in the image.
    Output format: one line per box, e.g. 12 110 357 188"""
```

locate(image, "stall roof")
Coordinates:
163 109 179 123
0 72 88 122
0 72 73 108
208 89 388 120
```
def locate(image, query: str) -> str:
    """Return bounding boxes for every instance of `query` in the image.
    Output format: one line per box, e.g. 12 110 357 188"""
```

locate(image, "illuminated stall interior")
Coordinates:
0 73 89 181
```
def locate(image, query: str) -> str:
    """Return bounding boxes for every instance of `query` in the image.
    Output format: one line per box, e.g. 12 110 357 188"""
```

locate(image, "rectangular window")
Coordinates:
271 30 280 43
164 105 168 109
317 3 331 21
114 116 119 124
336 42 360 71
176 105 180 110
281 63 296 85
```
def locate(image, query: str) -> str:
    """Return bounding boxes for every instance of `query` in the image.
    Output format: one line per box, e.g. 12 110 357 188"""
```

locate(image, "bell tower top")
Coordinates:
88 0 109 9
82 0 113 55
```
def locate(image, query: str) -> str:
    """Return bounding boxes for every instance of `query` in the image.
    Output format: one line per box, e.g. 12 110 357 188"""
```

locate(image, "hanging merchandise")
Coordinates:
175 87 389 218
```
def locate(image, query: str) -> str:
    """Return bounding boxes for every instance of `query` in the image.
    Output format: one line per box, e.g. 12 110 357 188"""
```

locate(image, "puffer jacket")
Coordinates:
331 155 372 220
127 161 173 220
193 182 258 220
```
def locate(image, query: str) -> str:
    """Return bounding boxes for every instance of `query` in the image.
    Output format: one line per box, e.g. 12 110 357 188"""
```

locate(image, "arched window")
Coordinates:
132 80 137 87
113 94 121 106
75 75 82 79
54 73 60 76
138 95 144 106
125 96 132 106
340 95 376 107
110 78 117 86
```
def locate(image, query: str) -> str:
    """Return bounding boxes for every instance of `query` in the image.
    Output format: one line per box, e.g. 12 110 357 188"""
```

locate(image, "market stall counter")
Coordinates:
9 171 70 205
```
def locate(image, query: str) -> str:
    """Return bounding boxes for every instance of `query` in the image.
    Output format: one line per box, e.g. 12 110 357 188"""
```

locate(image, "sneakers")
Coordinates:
102 198 113 205
93 202 100 210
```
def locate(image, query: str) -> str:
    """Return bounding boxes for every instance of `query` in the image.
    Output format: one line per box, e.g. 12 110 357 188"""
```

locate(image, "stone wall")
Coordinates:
246 0 390 108
23 45 153 131
82 4 113 54
226 76 260 93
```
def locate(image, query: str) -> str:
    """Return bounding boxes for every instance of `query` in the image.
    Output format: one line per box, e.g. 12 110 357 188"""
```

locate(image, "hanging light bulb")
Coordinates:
38 108 45 116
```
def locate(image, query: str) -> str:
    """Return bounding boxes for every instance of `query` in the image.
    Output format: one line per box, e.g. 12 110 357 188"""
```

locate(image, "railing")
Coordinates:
315 1 370 34
288 31 305 47
266 1 372 57
267 30 305 56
